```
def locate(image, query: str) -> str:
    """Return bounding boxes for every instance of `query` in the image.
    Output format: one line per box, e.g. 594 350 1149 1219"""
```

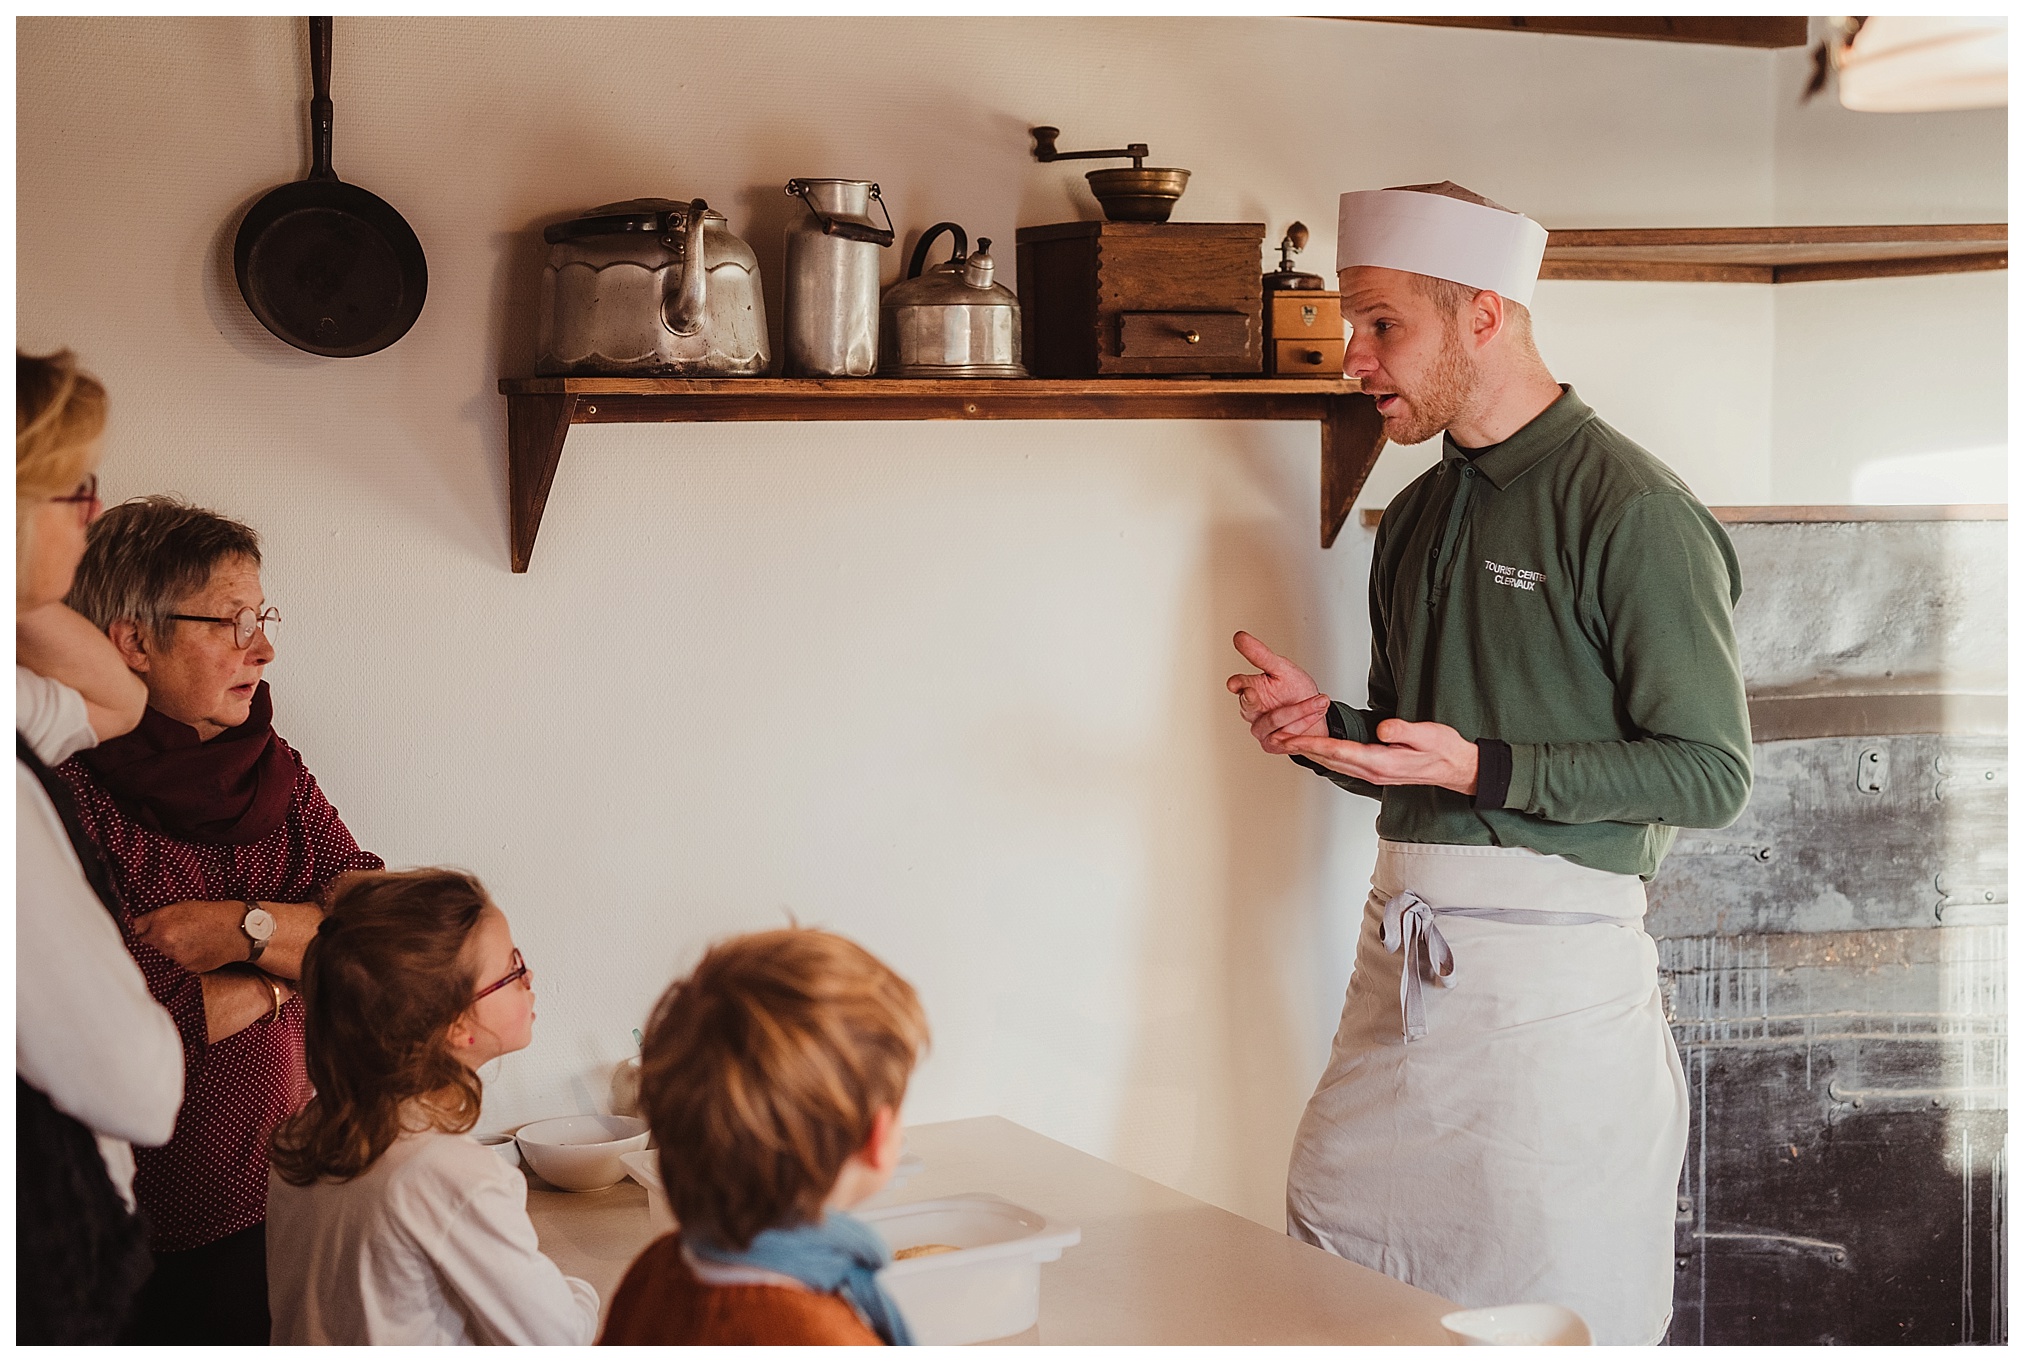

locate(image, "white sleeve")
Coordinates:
425 1153 600 1345
15 763 183 1147
16 667 98 766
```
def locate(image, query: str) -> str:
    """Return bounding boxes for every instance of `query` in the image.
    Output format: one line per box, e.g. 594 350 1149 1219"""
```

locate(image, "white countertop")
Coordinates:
526 1113 1457 1345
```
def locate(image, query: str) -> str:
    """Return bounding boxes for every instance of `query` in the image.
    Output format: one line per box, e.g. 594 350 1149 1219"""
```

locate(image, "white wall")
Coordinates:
14 17 1991 1228
1766 24 2008 504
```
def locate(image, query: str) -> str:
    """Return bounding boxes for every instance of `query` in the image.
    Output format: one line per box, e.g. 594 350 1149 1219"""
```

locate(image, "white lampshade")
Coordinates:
1834 16 2007 113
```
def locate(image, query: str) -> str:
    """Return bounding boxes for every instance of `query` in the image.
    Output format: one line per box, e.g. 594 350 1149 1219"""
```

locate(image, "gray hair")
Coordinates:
66 495 263 645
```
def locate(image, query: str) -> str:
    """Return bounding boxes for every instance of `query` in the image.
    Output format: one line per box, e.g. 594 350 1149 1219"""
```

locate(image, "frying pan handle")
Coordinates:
308 16 336 182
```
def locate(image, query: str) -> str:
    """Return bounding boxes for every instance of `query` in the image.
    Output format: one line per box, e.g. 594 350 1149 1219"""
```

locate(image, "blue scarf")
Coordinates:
687 1210 914 1345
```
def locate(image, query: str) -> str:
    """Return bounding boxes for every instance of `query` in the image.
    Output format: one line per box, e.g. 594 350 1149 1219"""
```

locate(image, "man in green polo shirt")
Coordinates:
1226 183 1750 1346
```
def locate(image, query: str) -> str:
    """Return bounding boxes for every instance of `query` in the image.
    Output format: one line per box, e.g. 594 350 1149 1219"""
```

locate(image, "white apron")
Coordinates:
1286 840 1688 1346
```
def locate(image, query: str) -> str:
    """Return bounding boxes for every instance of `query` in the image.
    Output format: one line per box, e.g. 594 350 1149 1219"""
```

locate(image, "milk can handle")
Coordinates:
786 180 896 246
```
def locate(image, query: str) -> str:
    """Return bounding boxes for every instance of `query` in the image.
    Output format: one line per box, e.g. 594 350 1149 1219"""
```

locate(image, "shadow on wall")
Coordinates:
202 185 330 373
1109 453 1325 1227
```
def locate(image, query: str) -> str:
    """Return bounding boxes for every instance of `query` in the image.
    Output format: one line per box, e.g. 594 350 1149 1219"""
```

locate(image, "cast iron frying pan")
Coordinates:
234 17 426 357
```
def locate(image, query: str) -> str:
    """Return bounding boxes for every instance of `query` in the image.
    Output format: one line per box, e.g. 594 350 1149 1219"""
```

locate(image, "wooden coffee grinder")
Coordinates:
1262 222 1344 378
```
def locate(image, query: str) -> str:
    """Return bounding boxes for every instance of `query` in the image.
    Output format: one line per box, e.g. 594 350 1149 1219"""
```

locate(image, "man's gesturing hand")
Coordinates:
1281 718 1481 796
1227 631 1333 754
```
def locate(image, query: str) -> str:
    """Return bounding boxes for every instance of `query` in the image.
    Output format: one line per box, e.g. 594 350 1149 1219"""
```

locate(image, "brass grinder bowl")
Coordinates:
1085 167 1191 223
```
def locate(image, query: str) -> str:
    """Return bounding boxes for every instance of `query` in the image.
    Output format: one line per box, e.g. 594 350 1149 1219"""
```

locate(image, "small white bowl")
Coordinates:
474 1131 521 1169
1441 1303 1593 1346
514 1115 650 1192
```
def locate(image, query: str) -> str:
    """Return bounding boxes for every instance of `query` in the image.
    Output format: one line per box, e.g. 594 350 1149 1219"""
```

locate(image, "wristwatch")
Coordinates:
240 901 277 964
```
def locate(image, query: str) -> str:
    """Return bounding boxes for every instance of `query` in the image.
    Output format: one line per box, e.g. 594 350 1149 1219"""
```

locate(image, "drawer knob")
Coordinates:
1302 349 1323 364
1183 329 1201 344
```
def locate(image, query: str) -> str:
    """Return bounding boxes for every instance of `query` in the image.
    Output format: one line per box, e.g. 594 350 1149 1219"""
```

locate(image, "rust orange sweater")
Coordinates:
597 1232 882 1346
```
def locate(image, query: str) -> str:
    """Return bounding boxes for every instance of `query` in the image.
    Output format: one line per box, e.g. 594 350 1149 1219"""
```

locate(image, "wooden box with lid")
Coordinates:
1266 290 1345 378
1014 221 1265 377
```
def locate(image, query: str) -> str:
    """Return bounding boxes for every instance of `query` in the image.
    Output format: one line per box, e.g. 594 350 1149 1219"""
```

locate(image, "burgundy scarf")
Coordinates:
77 681 296 846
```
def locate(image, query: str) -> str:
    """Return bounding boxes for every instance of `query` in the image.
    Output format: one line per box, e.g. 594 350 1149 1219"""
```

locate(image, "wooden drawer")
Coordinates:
1269 292 1342 340
1016 221 1265 376
1271 337 1345 376
1119 311 1251 360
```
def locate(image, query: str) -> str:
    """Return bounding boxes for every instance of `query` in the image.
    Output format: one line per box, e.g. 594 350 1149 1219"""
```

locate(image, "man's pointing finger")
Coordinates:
1232 630 1286 673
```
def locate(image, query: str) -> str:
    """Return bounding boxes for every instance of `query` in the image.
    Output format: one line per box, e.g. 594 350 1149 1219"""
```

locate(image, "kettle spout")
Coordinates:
665 198 710 337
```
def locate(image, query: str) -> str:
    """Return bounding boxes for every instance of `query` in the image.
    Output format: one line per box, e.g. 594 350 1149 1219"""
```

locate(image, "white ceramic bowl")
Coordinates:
474 1131 521 1170
1441 1303 1593 1346
514 1115 650 1191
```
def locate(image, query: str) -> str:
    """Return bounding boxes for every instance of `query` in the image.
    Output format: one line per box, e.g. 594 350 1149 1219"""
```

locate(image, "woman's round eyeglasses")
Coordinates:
50 473 102 525
165 605 281 649
473 949 529 1003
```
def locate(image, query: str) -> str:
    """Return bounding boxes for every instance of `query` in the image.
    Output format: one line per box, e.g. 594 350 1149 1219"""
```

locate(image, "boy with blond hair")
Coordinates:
598 928 929 1345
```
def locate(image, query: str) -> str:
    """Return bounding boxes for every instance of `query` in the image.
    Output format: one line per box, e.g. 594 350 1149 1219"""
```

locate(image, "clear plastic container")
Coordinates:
862 1194 1081 1345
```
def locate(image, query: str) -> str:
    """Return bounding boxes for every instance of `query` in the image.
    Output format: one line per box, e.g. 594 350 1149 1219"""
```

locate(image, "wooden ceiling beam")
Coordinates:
1350 17 1811 49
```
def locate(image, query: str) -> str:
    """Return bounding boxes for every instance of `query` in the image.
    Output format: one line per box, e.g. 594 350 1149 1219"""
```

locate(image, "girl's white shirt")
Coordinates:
266 1126 599 1345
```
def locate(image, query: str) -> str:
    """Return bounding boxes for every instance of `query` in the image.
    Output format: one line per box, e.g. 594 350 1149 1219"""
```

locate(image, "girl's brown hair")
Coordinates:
269 868 493 1185
639 928 929 1249
16 350 108 601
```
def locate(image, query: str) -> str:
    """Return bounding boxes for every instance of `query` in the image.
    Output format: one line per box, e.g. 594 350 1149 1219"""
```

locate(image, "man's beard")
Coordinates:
1381 323 1478 446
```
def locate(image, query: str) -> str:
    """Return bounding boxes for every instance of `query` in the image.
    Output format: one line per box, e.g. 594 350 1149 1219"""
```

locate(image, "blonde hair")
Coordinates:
639 928 929 1249
17 350 108 599
1412 274 1537 353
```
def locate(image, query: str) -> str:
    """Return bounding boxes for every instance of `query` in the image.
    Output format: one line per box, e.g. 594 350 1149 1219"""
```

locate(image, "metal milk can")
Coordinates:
781 179 894 377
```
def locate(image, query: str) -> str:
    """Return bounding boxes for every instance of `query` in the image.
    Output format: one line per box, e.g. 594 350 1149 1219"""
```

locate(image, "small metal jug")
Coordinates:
782 178 895 377
879 222 1025 378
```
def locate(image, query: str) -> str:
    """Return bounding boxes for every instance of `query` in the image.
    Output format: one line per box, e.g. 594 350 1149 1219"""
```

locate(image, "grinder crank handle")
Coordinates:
1029 126 1149 168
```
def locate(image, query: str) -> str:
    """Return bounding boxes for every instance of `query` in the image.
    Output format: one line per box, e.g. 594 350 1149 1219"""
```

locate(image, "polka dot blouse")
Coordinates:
58 739 382 1254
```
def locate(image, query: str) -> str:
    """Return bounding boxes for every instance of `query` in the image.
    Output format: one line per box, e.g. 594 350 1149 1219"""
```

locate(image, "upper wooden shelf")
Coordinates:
1540 224 2007 284
1358 17 1809 48
497 377 1379 572
1359 504 2008 530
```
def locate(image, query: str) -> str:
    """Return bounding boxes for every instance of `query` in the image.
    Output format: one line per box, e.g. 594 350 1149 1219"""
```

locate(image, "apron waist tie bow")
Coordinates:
1381 888 1621 1042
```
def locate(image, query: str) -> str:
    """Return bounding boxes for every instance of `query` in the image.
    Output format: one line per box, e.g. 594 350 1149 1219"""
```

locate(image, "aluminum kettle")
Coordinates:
879 222 1025 378
537 197 768 377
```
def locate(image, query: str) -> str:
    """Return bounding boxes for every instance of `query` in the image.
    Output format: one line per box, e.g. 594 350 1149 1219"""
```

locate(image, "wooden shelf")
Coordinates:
498 377 1380 572
1356 17 1810 48
1359 503 2007 531
1540 224 2006 284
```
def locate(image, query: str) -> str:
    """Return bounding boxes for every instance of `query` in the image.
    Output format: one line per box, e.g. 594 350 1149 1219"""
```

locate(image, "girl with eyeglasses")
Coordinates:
265 867 598 1344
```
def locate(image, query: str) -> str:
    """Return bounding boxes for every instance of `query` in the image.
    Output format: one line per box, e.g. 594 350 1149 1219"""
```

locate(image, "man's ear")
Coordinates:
1469 290 1507 351
107 619 151 674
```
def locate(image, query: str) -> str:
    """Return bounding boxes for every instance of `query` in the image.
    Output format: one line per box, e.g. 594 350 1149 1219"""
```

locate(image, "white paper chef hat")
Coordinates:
1336 183 1550 308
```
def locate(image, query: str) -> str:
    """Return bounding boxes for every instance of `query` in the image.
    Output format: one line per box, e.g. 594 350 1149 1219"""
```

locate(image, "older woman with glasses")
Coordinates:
58 495 383 1345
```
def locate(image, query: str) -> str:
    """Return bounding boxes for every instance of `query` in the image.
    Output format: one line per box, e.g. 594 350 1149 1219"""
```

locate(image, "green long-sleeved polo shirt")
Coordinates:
1297 386 1752 879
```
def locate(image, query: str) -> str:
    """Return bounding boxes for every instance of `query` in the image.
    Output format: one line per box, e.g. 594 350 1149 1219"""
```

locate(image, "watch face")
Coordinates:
245 907 278 941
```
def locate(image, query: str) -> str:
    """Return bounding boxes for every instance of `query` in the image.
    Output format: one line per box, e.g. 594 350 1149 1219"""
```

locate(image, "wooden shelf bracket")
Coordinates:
499 378 1384 572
